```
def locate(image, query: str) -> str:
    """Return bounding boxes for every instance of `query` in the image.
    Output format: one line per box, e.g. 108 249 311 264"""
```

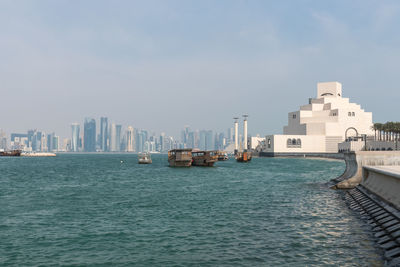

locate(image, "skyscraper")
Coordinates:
205 130 214 150
110 123 116 152
135 130 145 152
187 132 195 148
53 135 59 151
126 126 135 152
159 132 165 152
71 123 80 152
199 130 206 150
40 132 47 152
47 133 55 152
110 123 122 152
116 124 122 151
100 117 108 152
0 129 7 150
84 118 96 152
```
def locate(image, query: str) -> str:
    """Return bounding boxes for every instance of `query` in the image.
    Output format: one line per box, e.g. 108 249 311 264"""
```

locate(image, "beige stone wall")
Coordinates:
264 135 326 153
362 166 400 209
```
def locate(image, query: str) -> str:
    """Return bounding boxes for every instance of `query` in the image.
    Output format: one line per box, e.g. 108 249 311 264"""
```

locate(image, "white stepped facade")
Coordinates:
262 82 373 154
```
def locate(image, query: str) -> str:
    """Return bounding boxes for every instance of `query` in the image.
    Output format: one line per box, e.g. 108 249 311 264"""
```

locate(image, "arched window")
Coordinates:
287 138 301 148
352 112 355 116
297 139 302 147
348 112 351 116
267 139 271 148
321 93 333 96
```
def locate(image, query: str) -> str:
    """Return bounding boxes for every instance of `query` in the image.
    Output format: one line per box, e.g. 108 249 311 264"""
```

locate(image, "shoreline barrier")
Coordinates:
362 166 400 209
330 151 400 189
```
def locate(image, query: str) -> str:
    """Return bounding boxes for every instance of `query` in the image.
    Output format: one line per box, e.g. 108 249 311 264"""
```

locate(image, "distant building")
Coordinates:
84 118 96 152
53 135 59 151
110 123 116 152
187 132 195 149
27 130 36 151
10 133 28 150
45 132 59 152
62 138 71 152
0 129 7 150
27 130 43 152
159 132 166 152
110 123 122 152
47 133 54 152
71 123 80 152
116 125 122 151
40 132 47 152
260 82 373 155
135 129 149 152
227 127 234 145
126 126 135 152
100 117 108 152
199 130 214 150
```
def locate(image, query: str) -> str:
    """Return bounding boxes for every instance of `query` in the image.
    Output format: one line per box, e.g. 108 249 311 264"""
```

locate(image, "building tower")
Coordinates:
84 118 96 152
115 125 122 151
243 115 248 150
100 117 108 152
126 126 134 152
234 117 239 152
110 123 116 152
71 123 80 152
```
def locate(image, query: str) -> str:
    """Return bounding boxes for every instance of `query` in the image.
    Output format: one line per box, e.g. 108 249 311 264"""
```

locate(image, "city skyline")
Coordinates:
1 1 399 137
1 115 253 153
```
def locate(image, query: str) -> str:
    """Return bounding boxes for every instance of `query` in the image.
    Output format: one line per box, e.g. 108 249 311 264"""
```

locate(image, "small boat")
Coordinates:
216 151 228 161
168 149 192 167
236 151 252 162
138 152 152 164
192 150 218 167
0 150 21 157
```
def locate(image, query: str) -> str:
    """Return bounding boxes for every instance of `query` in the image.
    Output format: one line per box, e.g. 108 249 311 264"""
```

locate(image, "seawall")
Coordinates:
330 151 400 189
362 166 400 209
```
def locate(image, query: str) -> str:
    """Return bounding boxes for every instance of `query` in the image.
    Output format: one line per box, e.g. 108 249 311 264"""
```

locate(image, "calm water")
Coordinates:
0 154 383 266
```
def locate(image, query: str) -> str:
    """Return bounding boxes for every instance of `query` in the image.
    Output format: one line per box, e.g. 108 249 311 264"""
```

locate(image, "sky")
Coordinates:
0 0 399 138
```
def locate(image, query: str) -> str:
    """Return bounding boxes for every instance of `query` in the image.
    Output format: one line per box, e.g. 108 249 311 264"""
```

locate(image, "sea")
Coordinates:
0 154 384 266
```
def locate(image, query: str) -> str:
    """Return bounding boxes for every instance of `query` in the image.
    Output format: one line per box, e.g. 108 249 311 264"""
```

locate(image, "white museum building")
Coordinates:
260 82 374 155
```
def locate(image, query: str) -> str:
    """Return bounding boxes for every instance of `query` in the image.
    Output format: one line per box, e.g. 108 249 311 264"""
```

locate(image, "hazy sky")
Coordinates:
1 0 399 138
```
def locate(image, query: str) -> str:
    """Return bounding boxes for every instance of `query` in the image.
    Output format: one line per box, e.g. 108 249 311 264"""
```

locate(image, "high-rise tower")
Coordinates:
126 126 134 152
100 117 108 152
71 123 80 152
84 118 96 152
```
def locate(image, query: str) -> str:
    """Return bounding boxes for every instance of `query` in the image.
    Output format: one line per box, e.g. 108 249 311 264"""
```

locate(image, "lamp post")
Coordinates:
243 115 248 151
233 117 239 155
362 134 367 151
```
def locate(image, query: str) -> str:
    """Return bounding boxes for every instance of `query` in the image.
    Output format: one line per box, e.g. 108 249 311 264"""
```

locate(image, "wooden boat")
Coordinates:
0 150 21 157
216 151 228 161
168 149 192 167
236 151 252 162
138 152 152 164
192 150 218 167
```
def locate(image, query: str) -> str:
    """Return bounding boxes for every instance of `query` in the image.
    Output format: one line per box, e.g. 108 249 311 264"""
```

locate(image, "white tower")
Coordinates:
126 126 134 152
243 115 248 150
234 117 239 151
